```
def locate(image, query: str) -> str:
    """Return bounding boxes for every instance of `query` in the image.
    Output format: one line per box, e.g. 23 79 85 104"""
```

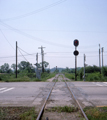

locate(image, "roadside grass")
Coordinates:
85 73 107 82
53 79 58 82
41 72 56 81
64 73 75 80
84 106 107 120
64 72 107 82
0 73 56 82
46 106 78 113
0 107 37 120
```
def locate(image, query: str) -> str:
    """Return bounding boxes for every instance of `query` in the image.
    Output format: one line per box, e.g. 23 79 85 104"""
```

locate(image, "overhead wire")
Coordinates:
0 21 72 48
18 47 33 55
18 47 29 62
0 50 106 59
1 0 67 21
0 29 15 50
0 22 99 49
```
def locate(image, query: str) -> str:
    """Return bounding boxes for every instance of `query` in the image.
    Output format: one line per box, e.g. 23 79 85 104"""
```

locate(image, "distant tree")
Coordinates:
18 61 35 73
85 65 100 73
39 61 49 68
38 61 49 72
46 69 50 73
11 64 16 72
54 68 59 73
0 63 10 73
102 66 107 76
61 67 71 73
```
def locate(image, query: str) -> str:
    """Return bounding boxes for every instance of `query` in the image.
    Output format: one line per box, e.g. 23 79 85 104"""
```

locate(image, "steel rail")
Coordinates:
36 81 56 120
65 82 89 120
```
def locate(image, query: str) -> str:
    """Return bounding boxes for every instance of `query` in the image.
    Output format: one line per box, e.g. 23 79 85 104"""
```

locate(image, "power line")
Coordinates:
0 29 15 50
0 21 72 48
18 47 32 55
18 48 28 62
1 0 67 21
0 22 99 48
0 51 106 59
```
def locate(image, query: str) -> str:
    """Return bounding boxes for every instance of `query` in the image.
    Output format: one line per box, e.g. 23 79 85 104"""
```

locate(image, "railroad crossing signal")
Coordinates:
73 39 79 81
74 39 79 47
73 50 79 56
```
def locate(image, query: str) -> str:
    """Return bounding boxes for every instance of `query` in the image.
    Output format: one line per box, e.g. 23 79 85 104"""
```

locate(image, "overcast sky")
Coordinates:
0 0 107 68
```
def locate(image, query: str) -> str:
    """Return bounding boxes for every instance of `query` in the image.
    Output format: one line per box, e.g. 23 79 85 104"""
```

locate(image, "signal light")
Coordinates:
73 50 79 56
74 39 79 47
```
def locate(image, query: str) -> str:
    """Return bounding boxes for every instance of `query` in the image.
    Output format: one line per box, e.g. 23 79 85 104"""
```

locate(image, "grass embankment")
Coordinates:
0 72 56 82
64 72 107 82
84 106 107 120
0 107 37 120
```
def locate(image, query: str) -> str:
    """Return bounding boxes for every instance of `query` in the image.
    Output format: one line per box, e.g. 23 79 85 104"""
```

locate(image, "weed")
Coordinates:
0 107 37 120
0 73 56 82
47 106 78 113
84 106 107 120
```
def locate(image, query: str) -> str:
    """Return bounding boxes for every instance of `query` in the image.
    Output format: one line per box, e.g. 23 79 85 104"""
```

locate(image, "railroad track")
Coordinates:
36 74 88 120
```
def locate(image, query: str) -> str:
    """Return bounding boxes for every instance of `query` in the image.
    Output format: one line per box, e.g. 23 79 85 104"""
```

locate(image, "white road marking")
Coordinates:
0 88 6 91
92 82 103 86
96 83 103 86
0 87 15 93
103 82 107 84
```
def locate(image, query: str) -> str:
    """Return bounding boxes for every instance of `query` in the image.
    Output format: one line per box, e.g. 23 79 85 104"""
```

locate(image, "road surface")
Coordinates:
0 82 107 108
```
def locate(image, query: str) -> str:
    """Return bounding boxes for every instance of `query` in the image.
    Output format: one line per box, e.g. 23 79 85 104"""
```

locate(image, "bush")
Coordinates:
102 67 107 76
65 73 75 80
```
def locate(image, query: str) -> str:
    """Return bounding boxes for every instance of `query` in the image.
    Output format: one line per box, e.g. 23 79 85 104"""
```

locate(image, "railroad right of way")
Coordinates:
36 74 89 120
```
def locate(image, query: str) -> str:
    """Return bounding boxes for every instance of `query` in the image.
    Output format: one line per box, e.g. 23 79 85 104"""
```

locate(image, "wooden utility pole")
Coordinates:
38 46 45 72
102 47 104 67
83 54 86 81
36 53 38 70
99 44 101 74
16 41 17 78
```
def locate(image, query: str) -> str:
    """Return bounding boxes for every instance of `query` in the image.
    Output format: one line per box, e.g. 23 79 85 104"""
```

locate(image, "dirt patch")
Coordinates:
47 77 55 82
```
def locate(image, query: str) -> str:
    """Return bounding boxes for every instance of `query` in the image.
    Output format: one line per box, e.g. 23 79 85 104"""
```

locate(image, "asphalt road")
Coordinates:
0 82 107 107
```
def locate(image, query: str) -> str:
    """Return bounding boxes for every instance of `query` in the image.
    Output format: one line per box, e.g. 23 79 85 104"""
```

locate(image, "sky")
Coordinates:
0 0 107 69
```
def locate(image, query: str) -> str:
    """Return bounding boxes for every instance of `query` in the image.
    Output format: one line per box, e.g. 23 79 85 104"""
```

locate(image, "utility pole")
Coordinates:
36 53 38 70
102 47 104 67
16 41 17 78
38 46 45 72
99 44 101 74
84 54 86 81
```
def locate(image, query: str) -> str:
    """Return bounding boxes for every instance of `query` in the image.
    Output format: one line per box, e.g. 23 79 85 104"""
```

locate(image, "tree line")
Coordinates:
0 61 50 74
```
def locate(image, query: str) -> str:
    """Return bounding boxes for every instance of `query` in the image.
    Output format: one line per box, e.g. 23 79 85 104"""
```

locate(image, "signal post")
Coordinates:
73 39 79 81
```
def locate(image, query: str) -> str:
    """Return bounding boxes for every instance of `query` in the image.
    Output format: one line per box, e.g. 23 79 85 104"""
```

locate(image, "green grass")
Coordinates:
84 106 107 120
0 107 37 120
20 108 37 120
64 73 75 80
0 73 56 82
64 72 107 82
41 72 56 81
47 106 78 113
85 73 107 82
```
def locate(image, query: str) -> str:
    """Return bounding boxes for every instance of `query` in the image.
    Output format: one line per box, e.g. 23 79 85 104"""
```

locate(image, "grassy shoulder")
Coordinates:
0 107 37 120
64 73 75 80
0 72 56 82
84 106 107 120
64 72 107 82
